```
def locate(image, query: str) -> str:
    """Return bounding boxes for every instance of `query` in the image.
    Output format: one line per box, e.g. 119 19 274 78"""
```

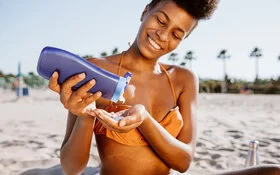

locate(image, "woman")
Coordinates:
49 0 218 174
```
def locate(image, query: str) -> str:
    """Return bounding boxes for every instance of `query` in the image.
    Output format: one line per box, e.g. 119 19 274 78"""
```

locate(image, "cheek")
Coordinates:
167 40 181 52
136 22 148 41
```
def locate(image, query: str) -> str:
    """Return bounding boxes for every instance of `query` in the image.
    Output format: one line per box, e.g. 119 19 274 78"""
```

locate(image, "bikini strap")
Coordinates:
159 64 177 106
117 51 125 75
109 51 125 105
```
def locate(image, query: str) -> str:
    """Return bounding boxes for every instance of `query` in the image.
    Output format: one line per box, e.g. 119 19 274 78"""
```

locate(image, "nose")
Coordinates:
156 28 169 42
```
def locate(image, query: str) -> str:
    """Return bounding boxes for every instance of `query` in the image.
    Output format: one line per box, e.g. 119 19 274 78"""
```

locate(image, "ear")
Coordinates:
140 4 150 22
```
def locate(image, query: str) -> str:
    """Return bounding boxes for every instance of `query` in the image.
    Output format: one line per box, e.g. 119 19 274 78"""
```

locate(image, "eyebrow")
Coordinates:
157 10 186 35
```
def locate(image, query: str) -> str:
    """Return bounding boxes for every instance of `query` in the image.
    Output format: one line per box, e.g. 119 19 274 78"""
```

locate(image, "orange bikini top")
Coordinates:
94 52 183 146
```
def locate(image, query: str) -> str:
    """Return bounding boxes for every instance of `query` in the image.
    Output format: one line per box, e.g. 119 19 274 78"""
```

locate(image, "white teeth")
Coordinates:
148 37 161 50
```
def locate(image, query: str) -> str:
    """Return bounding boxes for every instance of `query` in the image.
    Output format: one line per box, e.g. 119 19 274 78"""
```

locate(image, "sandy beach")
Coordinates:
0 88 279 175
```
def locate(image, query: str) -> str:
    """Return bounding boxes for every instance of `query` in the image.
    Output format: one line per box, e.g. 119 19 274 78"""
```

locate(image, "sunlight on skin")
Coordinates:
125 84 136 101
153 63 162 74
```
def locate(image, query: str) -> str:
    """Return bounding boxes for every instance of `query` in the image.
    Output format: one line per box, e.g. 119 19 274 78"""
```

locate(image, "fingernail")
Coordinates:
89 79 95 85
119 120 126 127
52 72 57 77
96 91 102 97
79 73 85 78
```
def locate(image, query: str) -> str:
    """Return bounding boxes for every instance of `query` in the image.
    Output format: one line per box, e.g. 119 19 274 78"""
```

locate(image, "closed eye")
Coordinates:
172 32 182 40
157 16 165 25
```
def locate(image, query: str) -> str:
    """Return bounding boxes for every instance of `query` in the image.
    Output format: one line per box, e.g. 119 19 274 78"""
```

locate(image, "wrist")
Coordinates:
139 110 150 127
77 116 95 127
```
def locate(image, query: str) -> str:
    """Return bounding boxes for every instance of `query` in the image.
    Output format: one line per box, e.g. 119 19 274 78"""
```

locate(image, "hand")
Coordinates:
48 71 102 118
87 104 147 133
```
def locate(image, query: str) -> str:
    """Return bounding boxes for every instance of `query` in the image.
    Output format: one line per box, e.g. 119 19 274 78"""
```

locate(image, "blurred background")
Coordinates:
0 1 280 174
0 0 280 94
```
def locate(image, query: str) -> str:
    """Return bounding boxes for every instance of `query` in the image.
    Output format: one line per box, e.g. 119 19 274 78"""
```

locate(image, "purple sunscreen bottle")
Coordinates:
37 46 132 102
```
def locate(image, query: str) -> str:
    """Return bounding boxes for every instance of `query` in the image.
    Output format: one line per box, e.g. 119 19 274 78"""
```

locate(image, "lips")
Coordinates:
148 36 162 50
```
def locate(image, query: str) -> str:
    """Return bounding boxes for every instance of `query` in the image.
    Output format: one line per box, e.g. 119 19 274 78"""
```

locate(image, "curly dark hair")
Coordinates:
148 0 219 20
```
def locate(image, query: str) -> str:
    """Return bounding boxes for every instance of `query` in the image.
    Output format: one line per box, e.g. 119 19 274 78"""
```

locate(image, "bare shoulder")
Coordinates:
86 56 111 66
86 54 121 71
161 63 199 90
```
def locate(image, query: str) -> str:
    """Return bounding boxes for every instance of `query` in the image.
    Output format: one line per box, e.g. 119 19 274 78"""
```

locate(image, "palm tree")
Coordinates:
249 47 262 82
278 55 280 76
180 51 195 69
82 55 93 59
112 47 119 55
0 70 4 77
100 51 108 57
217 49 231 93
217 49 231 79
168 52 179 65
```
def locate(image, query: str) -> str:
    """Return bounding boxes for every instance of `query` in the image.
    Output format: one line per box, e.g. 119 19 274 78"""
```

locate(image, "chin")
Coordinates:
136 37 163 59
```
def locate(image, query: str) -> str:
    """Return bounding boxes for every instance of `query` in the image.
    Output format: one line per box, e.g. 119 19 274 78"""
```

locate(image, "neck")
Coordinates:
123 41 162 74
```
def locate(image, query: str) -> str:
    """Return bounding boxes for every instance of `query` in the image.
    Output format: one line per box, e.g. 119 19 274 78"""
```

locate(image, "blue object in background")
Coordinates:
16 87 29 97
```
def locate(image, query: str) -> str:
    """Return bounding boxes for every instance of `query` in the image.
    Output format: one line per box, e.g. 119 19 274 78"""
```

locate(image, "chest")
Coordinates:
122 75 176 121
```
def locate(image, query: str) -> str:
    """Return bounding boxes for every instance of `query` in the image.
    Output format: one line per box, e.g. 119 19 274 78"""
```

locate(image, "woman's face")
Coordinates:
136 0 197 59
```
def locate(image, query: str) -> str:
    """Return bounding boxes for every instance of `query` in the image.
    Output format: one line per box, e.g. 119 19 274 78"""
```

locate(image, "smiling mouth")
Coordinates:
148 36 162 50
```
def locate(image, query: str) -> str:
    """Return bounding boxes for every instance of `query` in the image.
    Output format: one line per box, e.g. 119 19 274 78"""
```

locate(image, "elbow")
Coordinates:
176 160 191 173
60 151 87 175
171 153 193 173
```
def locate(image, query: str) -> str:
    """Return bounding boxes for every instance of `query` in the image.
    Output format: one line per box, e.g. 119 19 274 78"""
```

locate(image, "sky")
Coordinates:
0 0 280 81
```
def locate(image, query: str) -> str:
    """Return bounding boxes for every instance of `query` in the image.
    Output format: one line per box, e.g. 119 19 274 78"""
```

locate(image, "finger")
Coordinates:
61 72 86 93
93 110 140 133
71 79 96 102
60 73 86 105
82 92 94 99
117 121 143 133
94 109 119 126
96 117 118 132
78 91 102 107
92 110 120 132
95 109 115 121
114 109 129 117
49 71 60 93
99 109 115 118
68 79 96 106
76 93 93 103
118 114 140 127
96 114 138 133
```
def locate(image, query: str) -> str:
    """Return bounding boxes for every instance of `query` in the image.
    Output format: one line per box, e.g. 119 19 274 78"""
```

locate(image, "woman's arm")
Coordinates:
60 112 96 175
48 71 101 175
137 69 198 173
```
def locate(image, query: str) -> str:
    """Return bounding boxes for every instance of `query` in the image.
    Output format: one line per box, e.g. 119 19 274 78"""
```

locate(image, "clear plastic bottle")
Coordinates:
245 140 260 167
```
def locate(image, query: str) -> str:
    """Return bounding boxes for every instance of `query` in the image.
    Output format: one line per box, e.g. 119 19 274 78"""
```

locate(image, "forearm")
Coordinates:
138 114 193 173
60 117 95 175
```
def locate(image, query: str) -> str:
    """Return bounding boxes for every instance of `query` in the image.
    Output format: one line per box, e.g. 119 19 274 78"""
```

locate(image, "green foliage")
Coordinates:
0 46 279 94
23 73 48 88
82 55 94 59
199 76 280 94
112 47 119 55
